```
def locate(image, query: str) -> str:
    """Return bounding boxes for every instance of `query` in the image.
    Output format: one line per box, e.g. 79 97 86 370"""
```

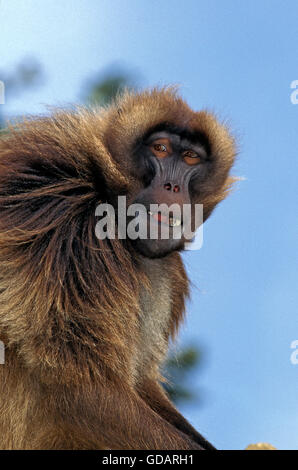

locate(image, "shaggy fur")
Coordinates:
0 88 236 449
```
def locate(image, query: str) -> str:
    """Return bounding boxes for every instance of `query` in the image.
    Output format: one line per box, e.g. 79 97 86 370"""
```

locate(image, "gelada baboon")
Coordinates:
0 88 236 449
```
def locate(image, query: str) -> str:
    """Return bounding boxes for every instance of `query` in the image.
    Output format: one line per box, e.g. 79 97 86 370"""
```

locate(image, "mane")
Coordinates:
0 112 144 384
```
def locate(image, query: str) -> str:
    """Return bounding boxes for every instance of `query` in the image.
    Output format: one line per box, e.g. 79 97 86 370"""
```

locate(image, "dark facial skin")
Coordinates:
131 127 210 258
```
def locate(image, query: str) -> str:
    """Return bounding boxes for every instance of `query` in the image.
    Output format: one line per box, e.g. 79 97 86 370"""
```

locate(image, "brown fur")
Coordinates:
0 88 236 449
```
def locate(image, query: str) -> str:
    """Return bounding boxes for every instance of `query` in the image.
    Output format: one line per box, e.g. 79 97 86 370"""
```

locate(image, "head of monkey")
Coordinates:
101 90 236 259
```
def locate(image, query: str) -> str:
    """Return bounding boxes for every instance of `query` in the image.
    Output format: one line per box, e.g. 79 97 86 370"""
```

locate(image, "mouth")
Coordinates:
147 210 182 227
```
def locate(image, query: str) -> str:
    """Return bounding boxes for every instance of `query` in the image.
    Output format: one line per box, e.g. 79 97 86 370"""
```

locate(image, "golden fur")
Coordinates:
0 88 236 449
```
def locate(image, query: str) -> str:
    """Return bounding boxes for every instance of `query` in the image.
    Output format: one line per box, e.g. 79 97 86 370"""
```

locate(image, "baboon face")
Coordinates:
129 125 212 258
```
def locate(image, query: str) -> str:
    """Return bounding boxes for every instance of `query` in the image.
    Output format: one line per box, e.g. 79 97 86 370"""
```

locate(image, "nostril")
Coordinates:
164 183 172 191
173 185 180 193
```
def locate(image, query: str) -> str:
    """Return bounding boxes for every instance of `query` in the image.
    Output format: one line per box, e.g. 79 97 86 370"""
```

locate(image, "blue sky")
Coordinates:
0 0 298 450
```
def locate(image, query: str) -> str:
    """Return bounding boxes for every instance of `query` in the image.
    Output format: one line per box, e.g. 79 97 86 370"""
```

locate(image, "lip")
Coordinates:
148 210 182 227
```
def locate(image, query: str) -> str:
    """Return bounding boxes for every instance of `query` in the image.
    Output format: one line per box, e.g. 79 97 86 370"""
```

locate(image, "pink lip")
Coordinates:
148 210 182 227
151 212 168 224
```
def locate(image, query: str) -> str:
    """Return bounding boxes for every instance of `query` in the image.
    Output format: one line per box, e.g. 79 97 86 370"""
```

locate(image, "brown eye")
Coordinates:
150 138 172 158
154 144 167 152
182 150 201 165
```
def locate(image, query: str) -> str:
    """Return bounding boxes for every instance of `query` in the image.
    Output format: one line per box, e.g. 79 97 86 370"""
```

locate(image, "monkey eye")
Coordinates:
154 143 167 152
182 150 201 165
150 139 172 158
